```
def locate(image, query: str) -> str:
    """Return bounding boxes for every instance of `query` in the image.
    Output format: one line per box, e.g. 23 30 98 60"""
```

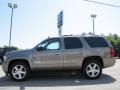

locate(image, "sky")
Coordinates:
0 0 120 49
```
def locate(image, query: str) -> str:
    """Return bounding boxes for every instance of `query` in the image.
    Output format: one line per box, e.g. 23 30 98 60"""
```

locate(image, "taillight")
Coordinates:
110 47 116 58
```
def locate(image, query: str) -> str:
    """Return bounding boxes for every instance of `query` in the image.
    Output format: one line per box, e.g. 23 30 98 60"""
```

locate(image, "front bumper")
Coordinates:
2 60 9 75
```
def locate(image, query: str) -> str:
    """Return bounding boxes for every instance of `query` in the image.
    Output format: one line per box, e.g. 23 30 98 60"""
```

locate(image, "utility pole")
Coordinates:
91 14 96 34
8 3 17 47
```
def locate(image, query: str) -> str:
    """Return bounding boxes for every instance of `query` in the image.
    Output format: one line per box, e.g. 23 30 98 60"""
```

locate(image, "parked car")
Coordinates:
114 46 120 58
0 47 17 64
0 48 4 64
2 35 116 81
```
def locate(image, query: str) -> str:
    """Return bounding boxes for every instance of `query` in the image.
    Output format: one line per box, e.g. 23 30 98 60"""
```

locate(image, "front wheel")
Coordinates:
82 60 102 79
9 62 30 81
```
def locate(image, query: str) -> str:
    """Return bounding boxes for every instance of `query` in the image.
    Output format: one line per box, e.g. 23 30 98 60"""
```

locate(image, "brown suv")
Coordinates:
2 35 116 81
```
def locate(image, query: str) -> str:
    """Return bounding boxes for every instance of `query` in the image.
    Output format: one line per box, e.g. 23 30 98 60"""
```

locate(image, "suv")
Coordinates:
2 35 116 81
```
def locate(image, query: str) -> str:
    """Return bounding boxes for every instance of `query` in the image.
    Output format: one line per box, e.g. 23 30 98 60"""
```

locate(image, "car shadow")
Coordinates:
0 72 116 90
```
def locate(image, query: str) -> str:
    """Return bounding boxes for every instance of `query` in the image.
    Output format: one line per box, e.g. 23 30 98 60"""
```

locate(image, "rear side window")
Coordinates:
84 37 109 47
64 37 83 49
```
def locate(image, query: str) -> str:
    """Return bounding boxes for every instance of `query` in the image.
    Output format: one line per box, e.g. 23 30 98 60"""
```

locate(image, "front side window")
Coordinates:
39 38 61 50
64 37 83 49
46 42 59 50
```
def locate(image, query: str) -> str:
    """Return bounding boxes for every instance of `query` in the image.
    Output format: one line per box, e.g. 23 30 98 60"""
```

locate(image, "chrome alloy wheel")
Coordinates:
12 65 26 80
86 63 100 78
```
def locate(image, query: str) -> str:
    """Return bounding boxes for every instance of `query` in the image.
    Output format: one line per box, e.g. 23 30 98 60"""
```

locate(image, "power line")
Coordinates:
84 0 120 8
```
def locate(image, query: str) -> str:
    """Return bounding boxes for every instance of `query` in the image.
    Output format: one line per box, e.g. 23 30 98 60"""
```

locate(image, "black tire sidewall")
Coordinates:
9 62 30 81
82 60 102 79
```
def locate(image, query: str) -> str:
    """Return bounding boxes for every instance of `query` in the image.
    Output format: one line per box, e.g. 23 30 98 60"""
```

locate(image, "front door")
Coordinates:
32 38 63 70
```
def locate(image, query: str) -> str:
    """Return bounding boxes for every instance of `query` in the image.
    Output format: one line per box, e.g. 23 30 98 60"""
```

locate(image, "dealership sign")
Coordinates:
57 11 63 28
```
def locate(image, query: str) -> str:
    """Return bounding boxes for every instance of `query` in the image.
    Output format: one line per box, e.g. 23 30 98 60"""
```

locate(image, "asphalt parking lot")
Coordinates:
0 59 120 90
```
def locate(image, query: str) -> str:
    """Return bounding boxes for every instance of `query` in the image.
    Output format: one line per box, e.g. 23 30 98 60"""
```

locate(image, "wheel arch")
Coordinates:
8 59 31 74
82 56 104 68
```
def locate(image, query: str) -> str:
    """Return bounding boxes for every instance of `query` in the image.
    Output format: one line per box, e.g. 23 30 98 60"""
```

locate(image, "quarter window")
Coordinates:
84 37 108 47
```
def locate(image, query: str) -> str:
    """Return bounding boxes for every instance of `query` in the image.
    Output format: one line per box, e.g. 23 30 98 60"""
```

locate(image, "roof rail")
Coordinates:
81 33 100 37
63 34 73 36
62 33 101 37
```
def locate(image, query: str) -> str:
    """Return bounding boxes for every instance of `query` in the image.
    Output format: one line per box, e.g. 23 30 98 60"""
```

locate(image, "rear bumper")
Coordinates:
103 58 116 68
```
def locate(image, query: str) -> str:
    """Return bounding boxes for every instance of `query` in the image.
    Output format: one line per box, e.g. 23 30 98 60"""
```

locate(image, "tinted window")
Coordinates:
64 37 83 49
84 37 108 47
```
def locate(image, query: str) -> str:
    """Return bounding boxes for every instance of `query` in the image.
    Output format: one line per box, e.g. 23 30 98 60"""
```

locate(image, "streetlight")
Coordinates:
8 3 17 47
91 14 96 34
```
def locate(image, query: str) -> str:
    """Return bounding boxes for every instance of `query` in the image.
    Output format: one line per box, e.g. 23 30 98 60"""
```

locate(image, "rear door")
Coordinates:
63 37 84 69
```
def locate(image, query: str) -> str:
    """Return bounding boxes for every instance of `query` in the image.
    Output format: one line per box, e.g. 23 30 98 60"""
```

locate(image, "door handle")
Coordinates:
80 52 84 54
80 52 83 54
55 53 61 55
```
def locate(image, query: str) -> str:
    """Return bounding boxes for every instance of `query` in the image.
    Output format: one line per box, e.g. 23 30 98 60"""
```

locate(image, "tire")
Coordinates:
82 60 102 79
9 62 30 81
118 54 120 58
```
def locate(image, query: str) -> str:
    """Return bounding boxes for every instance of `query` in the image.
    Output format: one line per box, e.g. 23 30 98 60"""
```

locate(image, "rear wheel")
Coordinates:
82 60 102 79
9 62 30 81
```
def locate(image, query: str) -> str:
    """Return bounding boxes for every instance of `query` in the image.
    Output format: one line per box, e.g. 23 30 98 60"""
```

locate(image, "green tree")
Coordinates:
106 33 120 46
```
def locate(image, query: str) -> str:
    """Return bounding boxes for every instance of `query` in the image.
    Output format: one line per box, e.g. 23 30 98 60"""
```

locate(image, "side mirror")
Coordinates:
36 47 43 51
